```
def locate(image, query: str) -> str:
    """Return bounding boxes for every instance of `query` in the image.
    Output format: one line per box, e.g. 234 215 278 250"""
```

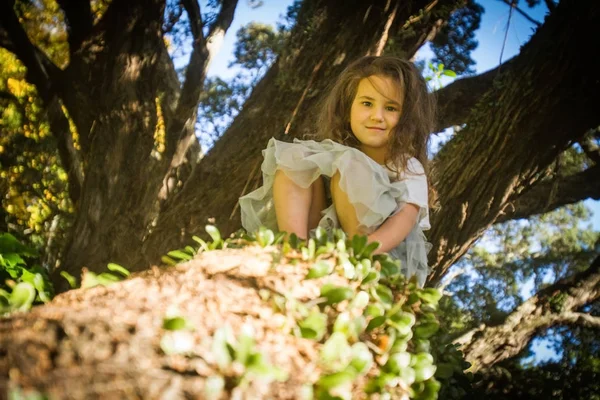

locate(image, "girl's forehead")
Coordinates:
356 75 403 103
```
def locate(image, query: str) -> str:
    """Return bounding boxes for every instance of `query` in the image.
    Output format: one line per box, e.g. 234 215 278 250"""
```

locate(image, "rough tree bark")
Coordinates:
426 0 600 284
454 255 600 372
1 0 243 292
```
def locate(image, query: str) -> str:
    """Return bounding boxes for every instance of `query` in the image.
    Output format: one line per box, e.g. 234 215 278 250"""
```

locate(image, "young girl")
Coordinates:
239 56 435 286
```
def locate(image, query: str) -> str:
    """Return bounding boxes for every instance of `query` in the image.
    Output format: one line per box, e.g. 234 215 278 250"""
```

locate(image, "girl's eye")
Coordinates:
386 106 399 112
361 101 372 107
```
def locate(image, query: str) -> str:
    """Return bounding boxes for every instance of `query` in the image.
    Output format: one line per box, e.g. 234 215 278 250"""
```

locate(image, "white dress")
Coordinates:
239 138 431 286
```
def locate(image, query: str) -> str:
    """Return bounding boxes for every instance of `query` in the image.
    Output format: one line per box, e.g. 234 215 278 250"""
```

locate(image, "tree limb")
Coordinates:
456 254 600 372
175 0 238 119
554 311 600 329
434 58 515 132
56 0 93 53
496 163 600 223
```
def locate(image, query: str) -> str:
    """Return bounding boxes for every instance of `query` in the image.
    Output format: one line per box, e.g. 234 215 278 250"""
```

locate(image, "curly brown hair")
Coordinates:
317 56 436 179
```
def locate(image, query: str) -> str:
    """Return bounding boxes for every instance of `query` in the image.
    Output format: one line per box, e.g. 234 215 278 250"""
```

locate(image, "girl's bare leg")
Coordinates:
273 169 326 239
330 171 361 237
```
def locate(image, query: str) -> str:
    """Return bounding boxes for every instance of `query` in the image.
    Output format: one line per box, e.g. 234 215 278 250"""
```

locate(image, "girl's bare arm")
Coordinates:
331 172 419 253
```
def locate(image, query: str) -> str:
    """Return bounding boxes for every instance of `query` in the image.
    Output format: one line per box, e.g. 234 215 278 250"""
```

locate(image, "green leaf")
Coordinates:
256 226 275 247
161 256 177 266
351 234 367 256
349 291 369 310
107 263 130 277
314 226 329 245
359 241 380 258
414 363 437 383
163 316 193 331
167 249 193 261
288 233 300 249
365 303 385 318
387 352 411 372
350 342 373 375
320 284 354 306
317 370 355 390
380 259 400 278
212 327 233 370
192 235 210 252
235 327 255 365
60 271 77 288
442 70 457 78
299 311 327 341
414 321 440 339
2 253 25 270
388 311 416 335
320 332 351 367
206 225 223 246
306 260 332 279
417 288 442 305
0 233 37 257
397 366 416 386
372 284 394 307
366 315 386 332
9 282 36 311
361 270 380 286
33 273 51 303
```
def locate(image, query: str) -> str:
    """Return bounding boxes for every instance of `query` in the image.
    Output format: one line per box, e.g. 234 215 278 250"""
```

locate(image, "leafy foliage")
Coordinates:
163 225 470 399
0 232 52 313
430 1 483 75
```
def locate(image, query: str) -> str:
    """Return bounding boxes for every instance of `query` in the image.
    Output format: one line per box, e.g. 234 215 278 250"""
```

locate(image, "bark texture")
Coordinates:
455 255 600 372
427 0 600 284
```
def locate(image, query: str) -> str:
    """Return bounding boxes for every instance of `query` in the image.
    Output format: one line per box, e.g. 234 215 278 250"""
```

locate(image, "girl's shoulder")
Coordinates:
405 157 425 175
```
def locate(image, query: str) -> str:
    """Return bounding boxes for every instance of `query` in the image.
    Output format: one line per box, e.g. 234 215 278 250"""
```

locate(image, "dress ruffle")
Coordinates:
239 138 431 286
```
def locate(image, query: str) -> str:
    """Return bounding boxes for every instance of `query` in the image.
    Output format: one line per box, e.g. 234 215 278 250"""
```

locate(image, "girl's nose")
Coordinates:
370 108 384 121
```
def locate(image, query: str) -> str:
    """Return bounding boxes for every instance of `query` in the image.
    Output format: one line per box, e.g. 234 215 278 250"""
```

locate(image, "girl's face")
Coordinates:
349 75 403 164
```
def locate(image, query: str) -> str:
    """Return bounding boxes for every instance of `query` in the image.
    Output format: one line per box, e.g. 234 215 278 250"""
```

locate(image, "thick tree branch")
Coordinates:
182 0 204 43
56 0 93 53
554 311 600 329
175 0 238 119
434 59 515 132
456 255 600 372
427 0 600 285
496 163 600 223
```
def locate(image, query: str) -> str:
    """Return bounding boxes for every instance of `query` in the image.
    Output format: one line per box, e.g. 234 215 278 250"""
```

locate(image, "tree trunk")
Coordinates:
53 0 177 289
426 0 600 284
455 255 600 372
142 0 461 264
46 0 238 291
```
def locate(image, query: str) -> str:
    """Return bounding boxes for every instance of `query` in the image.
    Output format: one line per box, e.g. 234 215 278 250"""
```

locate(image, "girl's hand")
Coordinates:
367 203 419 254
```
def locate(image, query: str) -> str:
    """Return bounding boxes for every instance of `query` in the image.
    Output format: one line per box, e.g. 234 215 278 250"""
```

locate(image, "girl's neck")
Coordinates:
360 145 387 165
